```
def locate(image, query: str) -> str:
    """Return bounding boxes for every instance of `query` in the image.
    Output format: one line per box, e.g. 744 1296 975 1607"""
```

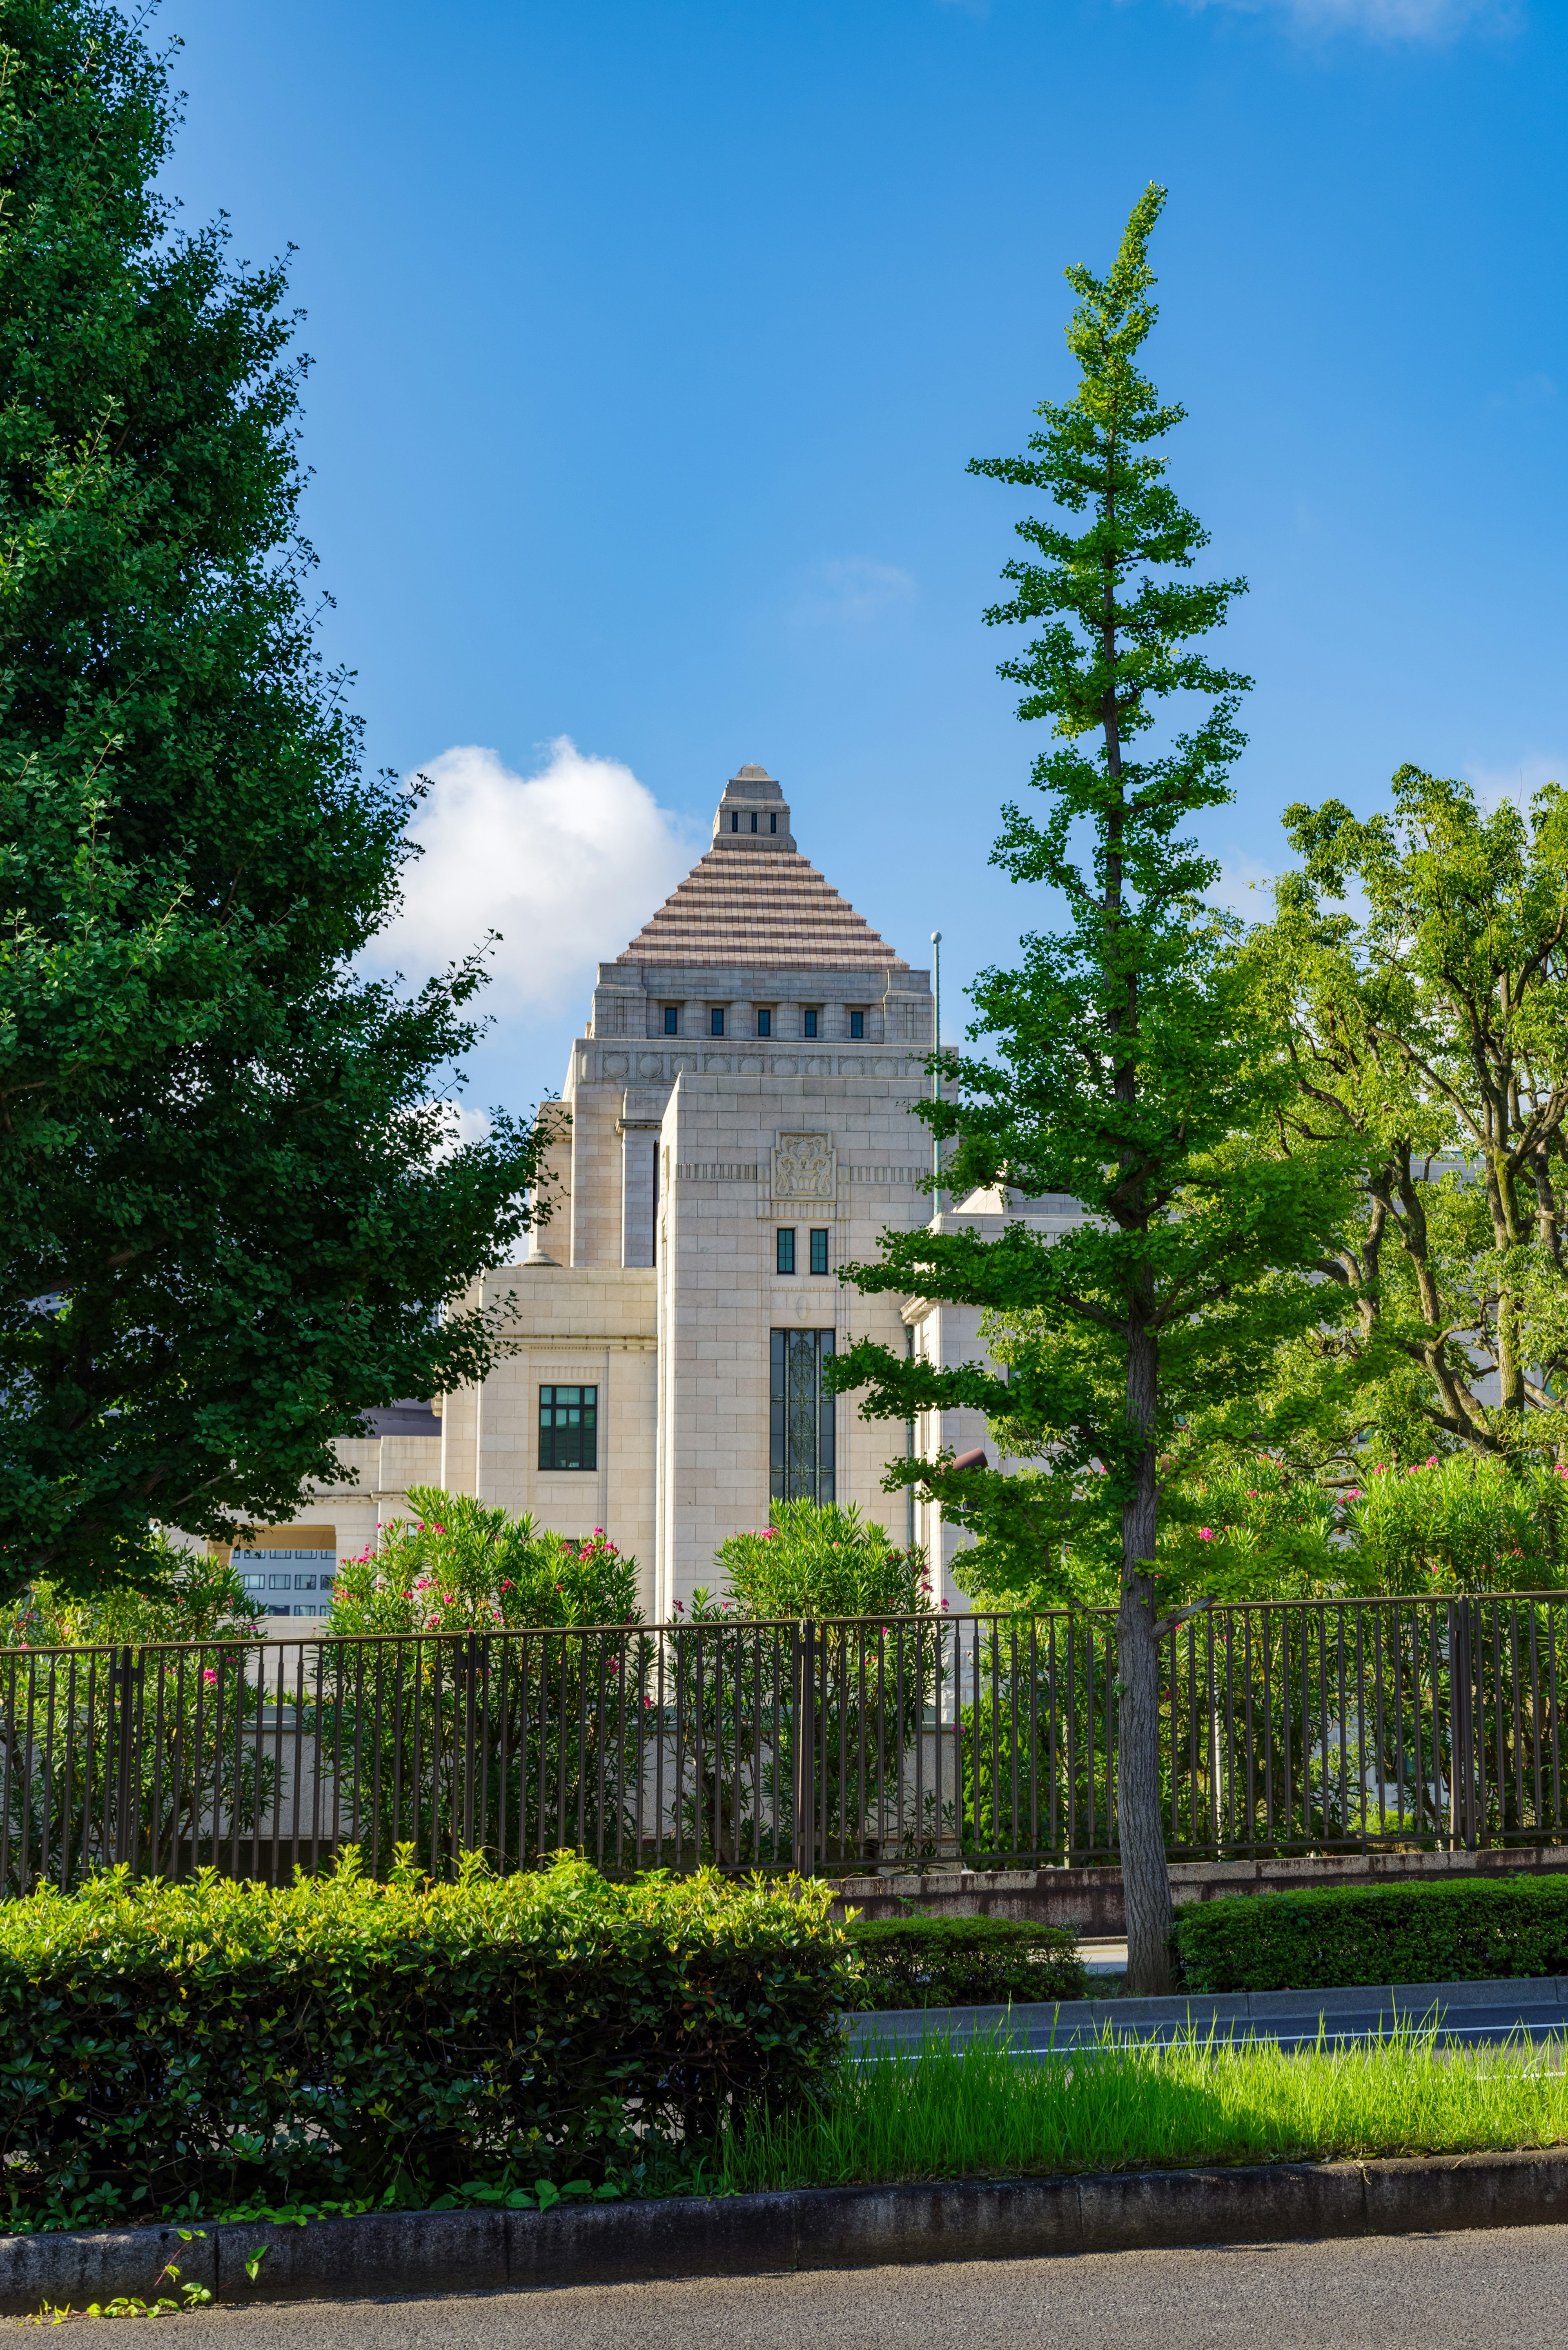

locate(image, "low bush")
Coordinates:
1171 1875 1568 1994
848 1915 1087 2009
0 1855 851 2233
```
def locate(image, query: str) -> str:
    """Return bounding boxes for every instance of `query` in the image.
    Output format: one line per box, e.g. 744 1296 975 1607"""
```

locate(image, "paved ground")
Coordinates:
849 1972 1568 2056
33 2225 1568 2349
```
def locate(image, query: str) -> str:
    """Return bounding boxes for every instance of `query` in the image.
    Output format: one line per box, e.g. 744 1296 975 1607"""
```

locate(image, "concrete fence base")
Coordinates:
7 2148 1568 2312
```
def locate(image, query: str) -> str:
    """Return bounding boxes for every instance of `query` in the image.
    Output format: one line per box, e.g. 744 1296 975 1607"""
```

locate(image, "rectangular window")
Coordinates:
539 1384 598 1471
757 1008 771 1037
809 1228 829 1275
803 1009 818 1039
710 1007 725 1036
776 1227 796 1275
750 811 758 832
770 1329 836 1505
849 1010 864 1039
770 813 777 833
663 1005 679 1035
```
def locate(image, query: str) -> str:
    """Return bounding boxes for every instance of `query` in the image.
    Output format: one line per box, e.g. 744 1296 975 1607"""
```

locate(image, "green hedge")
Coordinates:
1171 1875 1568 1994
848 1915 1087 2009
0 1856 851 2233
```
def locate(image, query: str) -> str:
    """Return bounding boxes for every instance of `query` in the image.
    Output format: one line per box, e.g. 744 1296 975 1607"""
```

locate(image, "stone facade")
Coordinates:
253 765 1082 1618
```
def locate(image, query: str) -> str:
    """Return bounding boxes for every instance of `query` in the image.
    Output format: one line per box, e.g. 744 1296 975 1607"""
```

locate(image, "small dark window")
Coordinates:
757 1009 771 1037
750 811 758 832
731 812 739 831
849 1010 864 1039
776 1228 796 1275
810 1228 829 1275
664 1005 679 1035
803 1009 818 1039
770 813 777 833
710 1008 725 1036
539 1385 597 1472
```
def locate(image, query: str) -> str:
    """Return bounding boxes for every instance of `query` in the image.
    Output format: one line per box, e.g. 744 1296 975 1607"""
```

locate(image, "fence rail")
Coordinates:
2 1596 1566 1896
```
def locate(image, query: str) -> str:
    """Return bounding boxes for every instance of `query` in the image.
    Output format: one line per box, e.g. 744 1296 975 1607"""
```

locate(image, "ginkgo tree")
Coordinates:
828 186 1351 1993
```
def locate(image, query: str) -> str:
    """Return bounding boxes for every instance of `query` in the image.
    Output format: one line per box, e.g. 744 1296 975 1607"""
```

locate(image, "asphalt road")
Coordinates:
31 2227 1568 2350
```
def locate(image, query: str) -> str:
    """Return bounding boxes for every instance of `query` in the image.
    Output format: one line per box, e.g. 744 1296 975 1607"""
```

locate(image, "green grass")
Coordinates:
718 2023 1568 2193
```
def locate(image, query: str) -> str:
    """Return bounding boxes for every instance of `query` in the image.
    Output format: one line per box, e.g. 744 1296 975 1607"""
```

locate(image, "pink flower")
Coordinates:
1198 1527 1215 1541
203 1668 218 1685
1426 1456 1437 1467
1346 1488 1362 1503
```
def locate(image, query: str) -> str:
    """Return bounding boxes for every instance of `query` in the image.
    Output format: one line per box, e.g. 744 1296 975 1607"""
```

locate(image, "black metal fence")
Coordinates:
3 1596 1566 1896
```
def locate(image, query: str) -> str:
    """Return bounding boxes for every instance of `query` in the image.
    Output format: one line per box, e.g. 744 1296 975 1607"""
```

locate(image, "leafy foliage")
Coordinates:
0 1537 256 1648
826 185 1352 1987
0 1 551 1603
847 1914 1087 2009
327 1488 641 1635
0 1855 851 2232
1172 1875 1568 1995
706 1500 929 1622
1248 765 1568 1460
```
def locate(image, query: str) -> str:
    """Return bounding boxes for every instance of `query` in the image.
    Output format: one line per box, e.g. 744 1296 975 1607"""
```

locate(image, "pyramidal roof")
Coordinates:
616 766 909 972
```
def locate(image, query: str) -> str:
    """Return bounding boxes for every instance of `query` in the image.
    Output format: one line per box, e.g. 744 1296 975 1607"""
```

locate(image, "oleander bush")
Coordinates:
1171 1875 1568 1994
849 1915 1087 2009
0 1854 852 2233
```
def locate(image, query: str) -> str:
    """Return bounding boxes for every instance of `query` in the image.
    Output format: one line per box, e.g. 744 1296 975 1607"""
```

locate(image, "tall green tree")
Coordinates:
0 1 548 1600
828 187 1350 1992
1249 765 1568 1460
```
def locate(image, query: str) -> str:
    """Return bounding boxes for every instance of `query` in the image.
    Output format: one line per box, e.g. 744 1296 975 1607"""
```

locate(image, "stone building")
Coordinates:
244 765 1076 1622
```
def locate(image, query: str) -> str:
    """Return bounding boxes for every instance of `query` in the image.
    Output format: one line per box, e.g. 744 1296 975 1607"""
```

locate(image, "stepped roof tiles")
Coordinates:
615 764 908 971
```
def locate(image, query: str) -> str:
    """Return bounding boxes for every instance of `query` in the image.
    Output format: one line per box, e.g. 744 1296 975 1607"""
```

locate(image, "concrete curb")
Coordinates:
7 2149 1568 2311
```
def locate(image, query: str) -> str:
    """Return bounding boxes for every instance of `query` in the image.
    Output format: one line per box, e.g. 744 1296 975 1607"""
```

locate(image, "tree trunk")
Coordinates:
1118 1326 1172 1995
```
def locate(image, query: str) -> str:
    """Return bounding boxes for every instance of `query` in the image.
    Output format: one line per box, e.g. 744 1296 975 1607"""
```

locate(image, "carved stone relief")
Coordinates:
772 1131 836 1201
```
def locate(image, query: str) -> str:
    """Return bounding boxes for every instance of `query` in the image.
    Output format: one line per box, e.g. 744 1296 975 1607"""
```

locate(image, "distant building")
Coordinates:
248 766 1080 1619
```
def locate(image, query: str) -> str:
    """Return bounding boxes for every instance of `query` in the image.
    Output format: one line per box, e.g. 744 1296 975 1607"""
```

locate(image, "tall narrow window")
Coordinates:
803 1009 818 1039
750 811 758 832
663 1005 679 1035
710 1007 725 1036
849 1010 864 1039
539 1385 597 1471
810 1228 829 1275
770 813 777 833
770 1330 836 1504
776 1228 796 1275
757 1008 772 1038
731 812 739 831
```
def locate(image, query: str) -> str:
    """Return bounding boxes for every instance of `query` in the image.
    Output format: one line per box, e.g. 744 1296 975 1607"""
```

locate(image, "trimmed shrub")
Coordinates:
0 1855 851 2232
1171 1875 1568 1994
849 1915 1087 2009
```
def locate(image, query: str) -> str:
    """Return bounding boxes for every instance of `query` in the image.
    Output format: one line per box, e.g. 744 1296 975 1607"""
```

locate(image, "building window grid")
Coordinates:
770 1329 836 1505
539 1383 598 1472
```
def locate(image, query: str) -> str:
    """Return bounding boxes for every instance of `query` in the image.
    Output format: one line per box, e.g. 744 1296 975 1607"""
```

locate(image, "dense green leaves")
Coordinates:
846 1915 1087 2010
1172 1875 1568 1995
0 1856 851 2230
0 2 550 1599
1249 766 1568 1460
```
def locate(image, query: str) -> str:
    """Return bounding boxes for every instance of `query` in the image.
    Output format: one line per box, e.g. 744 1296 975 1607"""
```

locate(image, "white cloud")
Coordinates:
1464 751 1567 812
421 1102 493 1164
369 738 697 1015
790 558 917 628
1176 0 1514 36
1207 853 1278 916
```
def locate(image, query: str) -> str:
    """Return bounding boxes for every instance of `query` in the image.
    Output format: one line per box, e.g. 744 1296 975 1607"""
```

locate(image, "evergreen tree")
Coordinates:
0 2 548 1599
829 187 1350 1992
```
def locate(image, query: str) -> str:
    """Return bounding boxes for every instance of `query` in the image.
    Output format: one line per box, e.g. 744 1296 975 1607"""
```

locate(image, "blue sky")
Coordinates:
154 0 1565 1121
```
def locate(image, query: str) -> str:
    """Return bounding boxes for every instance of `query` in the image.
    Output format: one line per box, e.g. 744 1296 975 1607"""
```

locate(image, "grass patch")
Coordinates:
719 2021 1568 2192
